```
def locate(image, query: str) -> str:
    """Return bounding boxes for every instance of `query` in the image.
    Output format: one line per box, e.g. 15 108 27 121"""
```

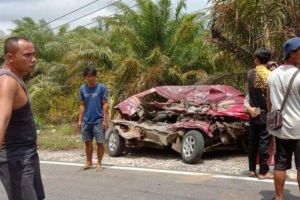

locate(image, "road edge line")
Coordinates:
40 160 298 186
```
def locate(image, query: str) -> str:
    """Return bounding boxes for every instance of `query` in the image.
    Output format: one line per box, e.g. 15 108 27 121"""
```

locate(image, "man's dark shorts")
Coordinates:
274 137 300 171
0 153 45 200
81 122 105 144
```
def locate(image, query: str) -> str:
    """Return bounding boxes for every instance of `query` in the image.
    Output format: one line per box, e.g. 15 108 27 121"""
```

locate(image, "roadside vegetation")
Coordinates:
37 124 83 150
1 0 299 149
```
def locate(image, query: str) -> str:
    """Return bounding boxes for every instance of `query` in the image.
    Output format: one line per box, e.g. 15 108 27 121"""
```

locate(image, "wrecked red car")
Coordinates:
106 85 249 164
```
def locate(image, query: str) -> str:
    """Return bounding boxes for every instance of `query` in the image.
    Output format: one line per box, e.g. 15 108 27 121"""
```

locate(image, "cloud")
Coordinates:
0 0 208 34
0 0 47 3
1 0 114 21
0 0 118 32
0 21 16 33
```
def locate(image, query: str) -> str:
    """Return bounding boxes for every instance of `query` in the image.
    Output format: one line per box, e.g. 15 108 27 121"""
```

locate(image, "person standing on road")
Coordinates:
267 37 300 200
245 47 273 179
78 66 108 171
0 36 45 200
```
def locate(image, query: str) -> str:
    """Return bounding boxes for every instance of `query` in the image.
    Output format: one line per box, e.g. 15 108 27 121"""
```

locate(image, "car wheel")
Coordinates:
107 127 125 157
181 130 204 164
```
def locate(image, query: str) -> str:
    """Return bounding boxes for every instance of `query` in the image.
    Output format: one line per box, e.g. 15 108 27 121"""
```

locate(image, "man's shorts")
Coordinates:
81 122 105 144
0 153 45 200
274 137 300 171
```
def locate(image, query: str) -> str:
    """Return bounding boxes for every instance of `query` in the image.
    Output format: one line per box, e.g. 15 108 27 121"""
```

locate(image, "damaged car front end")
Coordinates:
106 85 249 164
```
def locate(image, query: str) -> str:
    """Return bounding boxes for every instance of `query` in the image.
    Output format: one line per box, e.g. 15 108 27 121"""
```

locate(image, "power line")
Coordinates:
194 6 212 13
82 4 211 28
51 0 121 31
65 2 210 33
45 0 100 25
72 3 139 30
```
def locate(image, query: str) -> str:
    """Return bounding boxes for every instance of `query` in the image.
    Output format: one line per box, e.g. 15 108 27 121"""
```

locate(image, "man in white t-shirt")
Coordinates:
267 37 300 200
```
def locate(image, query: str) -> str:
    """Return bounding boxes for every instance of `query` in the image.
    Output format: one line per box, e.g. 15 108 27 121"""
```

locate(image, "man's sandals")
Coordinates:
81 163 103 171
258 172 274 179
96 163 103 172
248 171 273 179
248 171 256 177
82 164 93 170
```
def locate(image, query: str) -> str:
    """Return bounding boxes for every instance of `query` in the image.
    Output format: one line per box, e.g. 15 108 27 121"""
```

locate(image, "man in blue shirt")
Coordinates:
78 66 108 171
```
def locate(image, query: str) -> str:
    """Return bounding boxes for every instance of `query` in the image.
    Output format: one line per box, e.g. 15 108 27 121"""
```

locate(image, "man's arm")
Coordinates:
243 93 250 109
244 93 259 118
102 99 108 129
245 70 260 118
78 101 84 129
0 77 17 146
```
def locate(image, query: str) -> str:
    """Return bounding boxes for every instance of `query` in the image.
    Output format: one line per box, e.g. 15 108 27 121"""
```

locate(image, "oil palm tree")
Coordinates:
10 18 116 124
105 0 213 107
209 0 293 66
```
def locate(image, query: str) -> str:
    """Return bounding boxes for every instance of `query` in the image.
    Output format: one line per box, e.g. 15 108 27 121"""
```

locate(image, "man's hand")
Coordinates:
102 119 107 130
247 106 259 118
77 121 82 130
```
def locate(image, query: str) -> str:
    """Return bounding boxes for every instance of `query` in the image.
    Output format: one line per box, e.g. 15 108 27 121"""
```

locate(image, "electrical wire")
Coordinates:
45 0 100 25
51 0 121 30
64 2 211 33
72 3 138 30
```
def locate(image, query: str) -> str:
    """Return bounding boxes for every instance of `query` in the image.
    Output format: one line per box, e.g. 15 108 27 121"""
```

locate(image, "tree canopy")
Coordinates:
0 0 297 125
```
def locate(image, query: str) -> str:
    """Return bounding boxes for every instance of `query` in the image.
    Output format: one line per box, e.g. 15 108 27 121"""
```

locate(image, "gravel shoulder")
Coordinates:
38 148 297 180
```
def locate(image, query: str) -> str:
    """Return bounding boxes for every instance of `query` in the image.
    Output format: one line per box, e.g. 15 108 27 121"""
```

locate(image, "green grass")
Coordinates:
37 124 84 150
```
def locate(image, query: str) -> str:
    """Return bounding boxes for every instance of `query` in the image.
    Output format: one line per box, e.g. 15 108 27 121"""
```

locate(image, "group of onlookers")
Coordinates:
245 37 300 200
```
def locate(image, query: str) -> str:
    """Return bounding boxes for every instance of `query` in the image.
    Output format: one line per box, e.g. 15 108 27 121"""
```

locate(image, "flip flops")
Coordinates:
82 164 93 170
81 163 104 171
96 163 103 172
258 172 274 179
248 171 256 177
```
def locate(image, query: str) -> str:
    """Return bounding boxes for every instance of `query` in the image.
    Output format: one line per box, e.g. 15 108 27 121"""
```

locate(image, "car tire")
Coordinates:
181 130 204 164
107 127 125 157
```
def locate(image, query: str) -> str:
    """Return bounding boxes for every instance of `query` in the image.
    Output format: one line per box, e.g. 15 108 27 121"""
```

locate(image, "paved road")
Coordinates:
1 162 297 200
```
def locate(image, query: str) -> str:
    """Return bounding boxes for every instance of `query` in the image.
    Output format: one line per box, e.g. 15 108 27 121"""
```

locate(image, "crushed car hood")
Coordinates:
116 85 249 121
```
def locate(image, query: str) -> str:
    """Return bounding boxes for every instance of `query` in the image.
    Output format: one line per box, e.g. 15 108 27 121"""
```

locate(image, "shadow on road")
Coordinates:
123 146 245 162
124 147 179 160
259 189 299 200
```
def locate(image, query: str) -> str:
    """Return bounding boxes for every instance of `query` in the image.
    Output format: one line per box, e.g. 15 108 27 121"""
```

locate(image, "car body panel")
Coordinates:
116 85 249 122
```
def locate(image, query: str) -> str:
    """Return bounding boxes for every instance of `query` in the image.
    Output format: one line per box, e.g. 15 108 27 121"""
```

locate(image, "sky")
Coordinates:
0 0 210 34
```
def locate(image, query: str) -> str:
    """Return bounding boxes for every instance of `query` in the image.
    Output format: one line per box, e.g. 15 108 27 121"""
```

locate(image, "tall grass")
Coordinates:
37 124 84 150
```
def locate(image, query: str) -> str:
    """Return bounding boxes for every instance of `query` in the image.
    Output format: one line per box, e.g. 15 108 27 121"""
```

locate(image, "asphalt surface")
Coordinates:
1 162 298 200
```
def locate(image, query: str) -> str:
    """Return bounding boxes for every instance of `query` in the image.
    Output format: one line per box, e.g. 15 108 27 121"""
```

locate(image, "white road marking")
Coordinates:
40 160 298 186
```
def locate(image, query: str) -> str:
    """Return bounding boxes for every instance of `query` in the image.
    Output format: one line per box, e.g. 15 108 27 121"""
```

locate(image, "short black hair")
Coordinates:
83 66 97 77
4 36 31 55
254 47 271 64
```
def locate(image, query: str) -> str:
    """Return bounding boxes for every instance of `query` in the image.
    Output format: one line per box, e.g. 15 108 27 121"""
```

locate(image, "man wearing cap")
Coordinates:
267 37 300 200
